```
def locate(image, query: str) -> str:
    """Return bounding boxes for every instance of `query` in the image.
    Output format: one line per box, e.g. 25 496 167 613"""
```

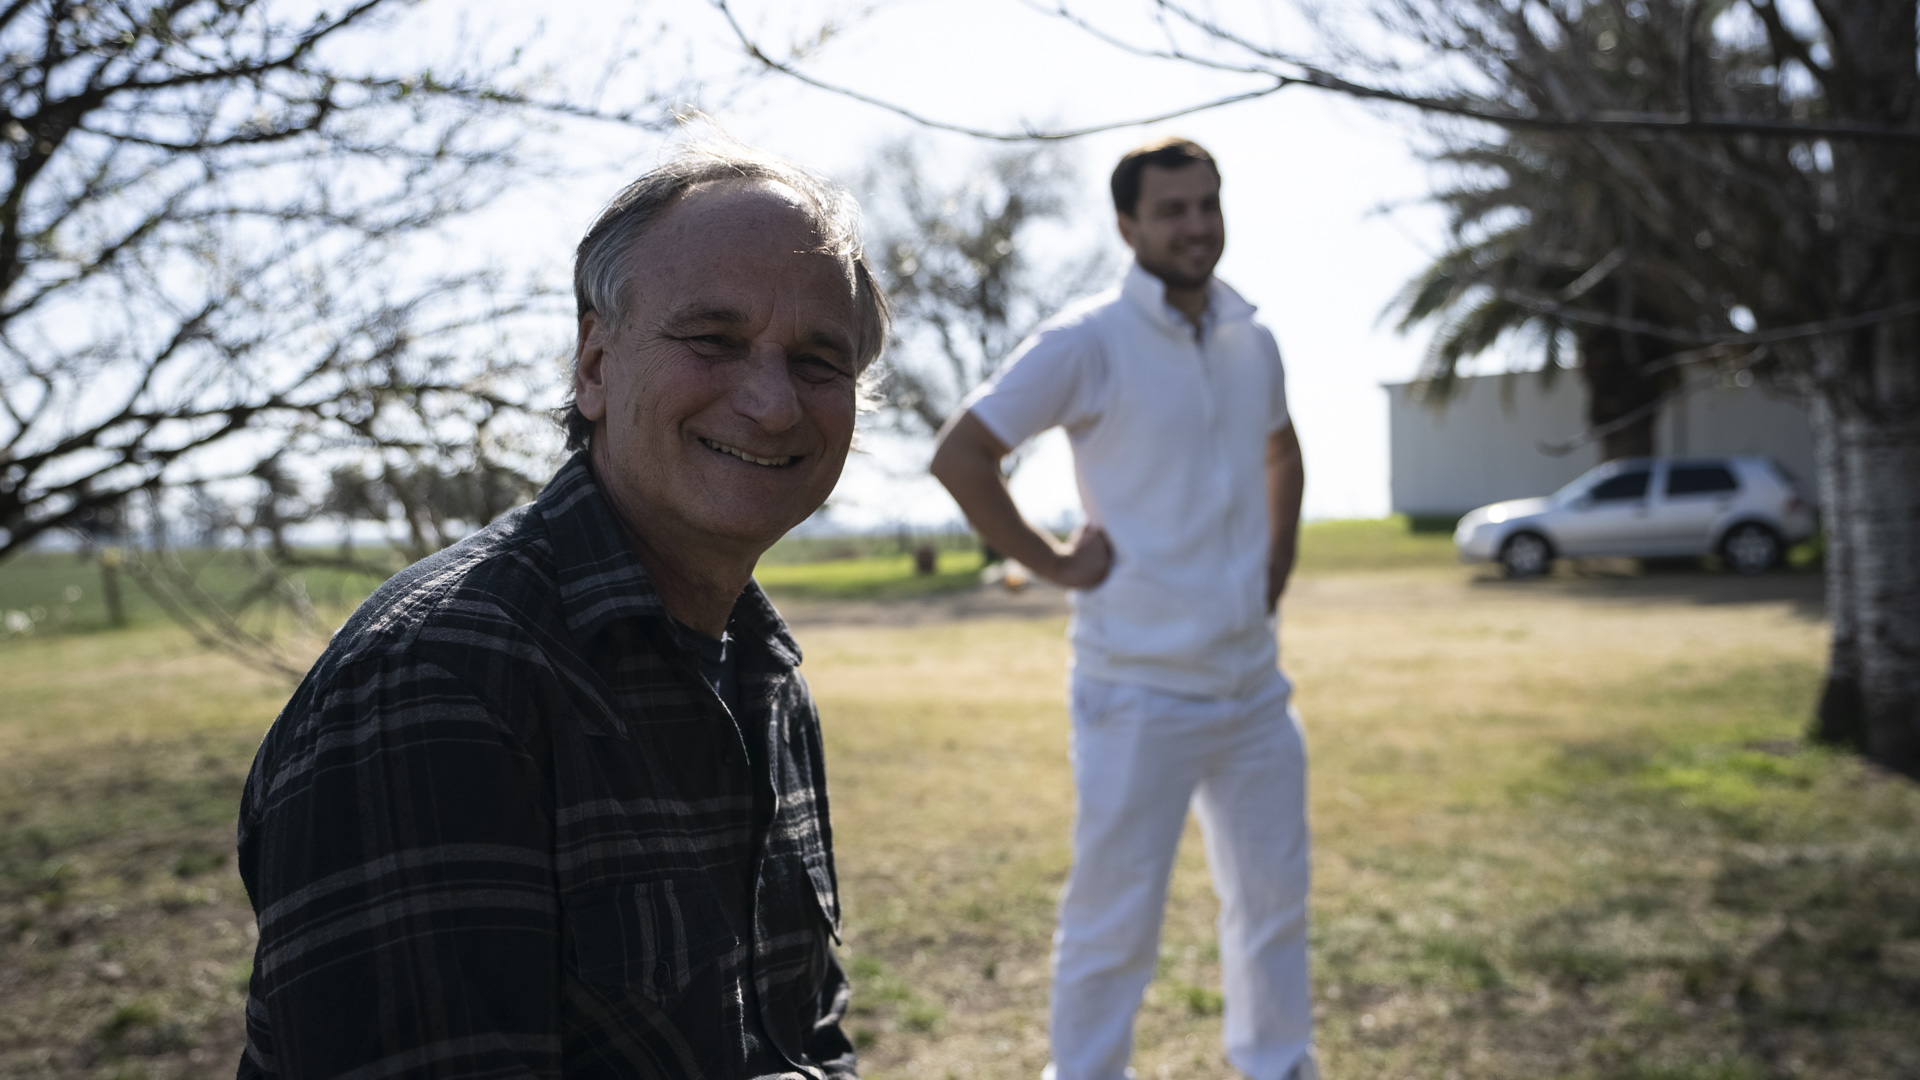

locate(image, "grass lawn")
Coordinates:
748 515 1460 601
755 550 991 601
1294 515 1458 573
0 516 1456 625
0 549 394 640
1 525 1914 1079
804 570 1914 1080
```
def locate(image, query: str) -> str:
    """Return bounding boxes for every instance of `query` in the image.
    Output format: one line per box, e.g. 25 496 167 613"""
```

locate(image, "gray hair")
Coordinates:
563 141 890 451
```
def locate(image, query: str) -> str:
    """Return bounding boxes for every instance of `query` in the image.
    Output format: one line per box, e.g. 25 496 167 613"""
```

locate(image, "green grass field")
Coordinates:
0 548 393 638
1 523 1912 1079
0 517 1460 636
755 550 992 600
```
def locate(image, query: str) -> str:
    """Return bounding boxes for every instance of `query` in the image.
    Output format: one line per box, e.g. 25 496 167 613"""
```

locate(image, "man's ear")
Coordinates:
1115 211 1139 253
574 312 611 423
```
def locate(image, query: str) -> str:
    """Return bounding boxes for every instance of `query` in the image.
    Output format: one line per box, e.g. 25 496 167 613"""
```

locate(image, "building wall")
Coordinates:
1659 376 1818 488
1386 371 1816 517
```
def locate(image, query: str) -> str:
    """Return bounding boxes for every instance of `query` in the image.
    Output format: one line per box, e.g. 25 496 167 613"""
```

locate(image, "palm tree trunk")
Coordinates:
1579 282 1672 461
1581 332 1664 460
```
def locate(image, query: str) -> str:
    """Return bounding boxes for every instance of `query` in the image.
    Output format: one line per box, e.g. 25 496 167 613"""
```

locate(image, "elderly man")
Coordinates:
932 138 1314 1080
235 144 886 1079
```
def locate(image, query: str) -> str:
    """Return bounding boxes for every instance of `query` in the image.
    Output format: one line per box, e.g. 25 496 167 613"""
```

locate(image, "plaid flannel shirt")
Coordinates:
235 453 854 1079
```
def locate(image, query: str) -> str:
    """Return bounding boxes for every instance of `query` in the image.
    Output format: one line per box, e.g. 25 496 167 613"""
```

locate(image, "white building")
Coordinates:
1385 370 1817 518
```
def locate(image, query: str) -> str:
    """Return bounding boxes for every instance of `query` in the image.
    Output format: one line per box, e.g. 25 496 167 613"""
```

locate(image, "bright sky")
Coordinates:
451 0 1452 527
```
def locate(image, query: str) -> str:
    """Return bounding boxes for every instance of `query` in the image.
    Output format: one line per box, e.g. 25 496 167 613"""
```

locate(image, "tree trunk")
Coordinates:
1832 367 1920 778
1596 415 1656 461
99 547 126 628
1806 375 1865 750
1578 290 1671 461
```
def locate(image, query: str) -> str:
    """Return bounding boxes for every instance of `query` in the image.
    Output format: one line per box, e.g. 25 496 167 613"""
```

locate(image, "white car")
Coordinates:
1454 456 1816 578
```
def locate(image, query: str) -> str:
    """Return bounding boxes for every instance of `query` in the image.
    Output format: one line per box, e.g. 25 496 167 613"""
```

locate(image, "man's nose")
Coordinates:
1176 208 1218 235
732 342 803 432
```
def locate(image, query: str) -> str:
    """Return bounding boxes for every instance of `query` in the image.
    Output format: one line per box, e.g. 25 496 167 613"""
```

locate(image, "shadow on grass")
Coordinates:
1313 656 1918 1079
0 732 259 1075
1469 560 1826 621
1500 732 1920 1078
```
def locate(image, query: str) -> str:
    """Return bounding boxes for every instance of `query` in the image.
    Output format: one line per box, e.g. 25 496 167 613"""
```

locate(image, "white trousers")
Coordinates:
1049 670 1314 1080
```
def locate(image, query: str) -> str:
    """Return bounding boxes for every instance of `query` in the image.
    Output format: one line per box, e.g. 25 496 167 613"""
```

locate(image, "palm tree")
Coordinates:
1383 0 1920 772
1387 62 1706 461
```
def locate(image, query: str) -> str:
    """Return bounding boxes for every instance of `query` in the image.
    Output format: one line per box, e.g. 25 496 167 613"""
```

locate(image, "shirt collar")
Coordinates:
1119 260 1258 338
534 451 802 666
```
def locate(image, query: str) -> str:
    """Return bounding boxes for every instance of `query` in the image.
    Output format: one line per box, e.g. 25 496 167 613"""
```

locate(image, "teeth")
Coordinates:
701 438 794 467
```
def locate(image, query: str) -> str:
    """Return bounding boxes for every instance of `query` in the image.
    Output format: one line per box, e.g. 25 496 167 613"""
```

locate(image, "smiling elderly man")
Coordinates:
234 144 887 1080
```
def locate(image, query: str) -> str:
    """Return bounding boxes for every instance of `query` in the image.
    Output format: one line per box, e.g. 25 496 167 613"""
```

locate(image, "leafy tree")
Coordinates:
1385 122 1688 461
1367 0 1920 772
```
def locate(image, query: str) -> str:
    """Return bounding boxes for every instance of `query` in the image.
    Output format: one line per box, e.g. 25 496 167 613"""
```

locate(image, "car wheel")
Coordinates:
1500 531 1553 579
1720 522 1782 575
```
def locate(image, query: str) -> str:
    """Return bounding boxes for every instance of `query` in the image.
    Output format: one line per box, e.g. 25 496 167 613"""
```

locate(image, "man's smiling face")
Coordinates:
573 179 861 558
1117 161 1225 290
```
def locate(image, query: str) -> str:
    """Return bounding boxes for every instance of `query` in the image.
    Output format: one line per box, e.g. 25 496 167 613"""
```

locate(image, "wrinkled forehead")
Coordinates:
615 178 861 335
622 179 855 302
670 178 842 261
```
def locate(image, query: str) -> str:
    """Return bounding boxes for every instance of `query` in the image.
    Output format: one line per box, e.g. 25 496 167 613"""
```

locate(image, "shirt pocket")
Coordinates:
565 878 740 1005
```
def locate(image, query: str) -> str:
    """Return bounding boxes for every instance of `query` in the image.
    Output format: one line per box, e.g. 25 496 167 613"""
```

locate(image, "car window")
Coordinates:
1666 465 1738 496
1588 470 1651 502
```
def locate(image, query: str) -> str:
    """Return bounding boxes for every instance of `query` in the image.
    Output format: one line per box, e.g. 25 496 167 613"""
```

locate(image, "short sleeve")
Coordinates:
960 317 1107 450
1264 326 1291 433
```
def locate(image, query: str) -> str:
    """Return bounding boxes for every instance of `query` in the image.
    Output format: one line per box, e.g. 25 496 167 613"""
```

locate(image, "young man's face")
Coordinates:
572 179 861 558
1117 162 1225 290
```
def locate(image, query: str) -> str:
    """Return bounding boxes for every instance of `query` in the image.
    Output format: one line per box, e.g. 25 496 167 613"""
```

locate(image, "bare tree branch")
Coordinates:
717 0 1920 144
714 0 1289 140
0 0 682 606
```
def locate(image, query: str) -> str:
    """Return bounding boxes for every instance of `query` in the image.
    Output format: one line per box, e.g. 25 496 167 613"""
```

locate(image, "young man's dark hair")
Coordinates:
1109 137 1220 217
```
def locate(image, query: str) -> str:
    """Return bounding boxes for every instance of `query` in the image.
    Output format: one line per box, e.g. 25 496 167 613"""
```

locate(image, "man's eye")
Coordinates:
792 356 848 384
673 331 740 354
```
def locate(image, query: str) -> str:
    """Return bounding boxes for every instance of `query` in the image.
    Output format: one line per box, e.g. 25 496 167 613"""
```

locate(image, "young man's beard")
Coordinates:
1137 249 1214 290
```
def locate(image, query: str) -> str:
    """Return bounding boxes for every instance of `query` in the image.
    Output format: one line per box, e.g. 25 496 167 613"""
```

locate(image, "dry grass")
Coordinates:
797 568 1917 1080
0 625 297 1078
3 558 1917 1080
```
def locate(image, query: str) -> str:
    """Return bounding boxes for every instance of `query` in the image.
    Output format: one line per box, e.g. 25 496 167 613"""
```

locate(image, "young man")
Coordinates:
931 137 1314 1080
235 144 886 1079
